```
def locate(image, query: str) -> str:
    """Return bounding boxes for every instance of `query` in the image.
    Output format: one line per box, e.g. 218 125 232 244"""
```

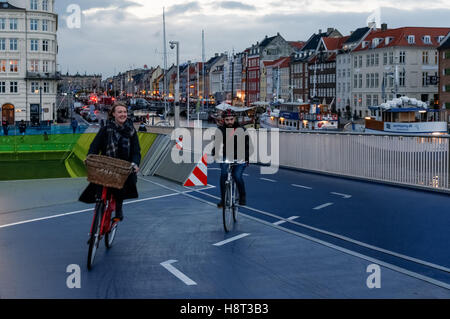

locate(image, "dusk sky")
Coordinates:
55 0 450 79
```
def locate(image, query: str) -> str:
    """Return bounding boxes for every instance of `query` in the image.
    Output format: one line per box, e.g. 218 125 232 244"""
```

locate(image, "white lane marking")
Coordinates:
243 173 250 177
292 184 312 190
273 216 299 226
313 203 334 210
142 180 450 276
331 192 352 199
260 178 276 183
0 192 182 229
160 260 197 286
193 189 450 275
213 233 251 246
208 168 221 171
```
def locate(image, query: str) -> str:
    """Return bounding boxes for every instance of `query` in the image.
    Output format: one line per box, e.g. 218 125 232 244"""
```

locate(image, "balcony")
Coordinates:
26 72 61 80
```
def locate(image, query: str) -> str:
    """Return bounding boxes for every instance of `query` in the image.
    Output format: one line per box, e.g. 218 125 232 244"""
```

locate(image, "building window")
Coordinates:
31 81 39 93
366 74 370 88
42 20 48 31
359 74 362 88
0 38 5 51
31 39 38 51
371 54 375 66
9 60 18 72
423 35 431 44
30 60 39 72
43 82 49 93
30 0 38 10
354 56 358 68
422 72 428 86
0 81 5 93
0 60 6 72
9 38 18 51
30 19 38 31
375 54 379 66
366 54 370 67
399 70 405 87
43 61 49 72
383 52 387 65
407 35 415 44
366 95 371 107
359 56 362 67
422 51 429 64
0 18 5 30
42 0 48 11
10 19 17 30
10 81 18 93
375 73 379 88
399 51 406 64
42 40 49 52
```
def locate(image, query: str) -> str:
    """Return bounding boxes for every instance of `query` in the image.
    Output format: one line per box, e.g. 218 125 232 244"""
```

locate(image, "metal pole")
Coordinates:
187 62 190 125
40 86 42 124
174 41 180 128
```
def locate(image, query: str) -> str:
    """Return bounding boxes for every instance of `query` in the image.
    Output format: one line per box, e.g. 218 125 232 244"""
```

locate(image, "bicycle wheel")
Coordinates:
232 181 238 222
87 201 104 270
105 219 118 249
222 181 233 232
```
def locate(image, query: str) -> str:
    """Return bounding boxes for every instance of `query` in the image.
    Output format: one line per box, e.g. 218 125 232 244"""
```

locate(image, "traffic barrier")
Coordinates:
184 154 208 186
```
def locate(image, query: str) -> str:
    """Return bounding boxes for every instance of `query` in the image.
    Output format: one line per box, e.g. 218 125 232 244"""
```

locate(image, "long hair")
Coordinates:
108 102 128 120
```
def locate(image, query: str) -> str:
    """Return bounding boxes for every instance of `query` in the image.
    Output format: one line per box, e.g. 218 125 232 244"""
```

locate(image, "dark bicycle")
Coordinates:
222 160 241 232
85 154 133 270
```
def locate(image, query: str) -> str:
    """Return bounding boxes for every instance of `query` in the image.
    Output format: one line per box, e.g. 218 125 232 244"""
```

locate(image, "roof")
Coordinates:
353 27 450 52
438 32 450 50
0 2 25 10
322 36 349 51
260 35 277 48
301 32 328 51
264 56 290 69
289 41 306 50
344 27 371 44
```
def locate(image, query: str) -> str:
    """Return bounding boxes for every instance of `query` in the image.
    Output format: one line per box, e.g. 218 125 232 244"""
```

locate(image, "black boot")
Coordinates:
114 200 124 221
239 194 246 206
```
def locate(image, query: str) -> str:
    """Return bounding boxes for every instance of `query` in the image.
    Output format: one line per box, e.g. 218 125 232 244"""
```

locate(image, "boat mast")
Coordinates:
163 7 168 118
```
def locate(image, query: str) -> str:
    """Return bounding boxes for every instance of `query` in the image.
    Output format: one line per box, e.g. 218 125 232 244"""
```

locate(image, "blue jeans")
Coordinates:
220 163 246 202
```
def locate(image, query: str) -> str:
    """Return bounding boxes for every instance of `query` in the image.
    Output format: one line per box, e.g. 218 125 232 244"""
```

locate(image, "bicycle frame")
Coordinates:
89 187 116 238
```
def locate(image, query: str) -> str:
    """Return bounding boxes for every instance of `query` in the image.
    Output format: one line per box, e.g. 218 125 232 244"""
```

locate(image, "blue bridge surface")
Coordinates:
0 165 449 298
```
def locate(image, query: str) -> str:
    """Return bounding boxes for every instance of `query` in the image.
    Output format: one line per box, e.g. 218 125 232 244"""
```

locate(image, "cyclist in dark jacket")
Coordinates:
79 103 141 221
212 108 250 208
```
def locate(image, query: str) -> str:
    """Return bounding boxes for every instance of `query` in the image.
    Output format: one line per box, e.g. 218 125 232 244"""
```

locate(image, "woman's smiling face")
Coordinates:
113 105 128 126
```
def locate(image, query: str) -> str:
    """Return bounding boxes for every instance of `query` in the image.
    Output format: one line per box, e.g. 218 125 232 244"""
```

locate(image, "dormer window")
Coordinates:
438 35 445 43
407 35 415 44
362 41 368 48
423 35 431 44
385 37 393 45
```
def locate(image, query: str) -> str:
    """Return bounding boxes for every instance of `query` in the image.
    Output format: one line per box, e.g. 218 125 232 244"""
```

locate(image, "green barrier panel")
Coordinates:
137 132 158 161
0 134 82 154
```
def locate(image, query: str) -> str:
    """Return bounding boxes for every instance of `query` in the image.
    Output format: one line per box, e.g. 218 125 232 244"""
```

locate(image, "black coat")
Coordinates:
79 124 141 204
212 123 251 162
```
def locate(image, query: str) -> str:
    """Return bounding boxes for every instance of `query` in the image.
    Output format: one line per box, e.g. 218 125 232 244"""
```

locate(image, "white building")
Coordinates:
0 0 58 126
351 26 450 118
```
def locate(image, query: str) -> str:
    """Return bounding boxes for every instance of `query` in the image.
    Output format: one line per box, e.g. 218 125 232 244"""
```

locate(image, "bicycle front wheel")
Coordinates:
105 220 118 249
232 181 238 222
87 201 104 270
223 182 233 232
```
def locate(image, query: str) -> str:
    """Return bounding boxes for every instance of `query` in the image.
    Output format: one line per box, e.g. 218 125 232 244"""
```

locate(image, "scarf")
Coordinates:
105 119 136 160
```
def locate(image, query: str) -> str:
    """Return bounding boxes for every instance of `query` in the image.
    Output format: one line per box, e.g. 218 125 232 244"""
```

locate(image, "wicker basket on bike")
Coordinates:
85 154 133 189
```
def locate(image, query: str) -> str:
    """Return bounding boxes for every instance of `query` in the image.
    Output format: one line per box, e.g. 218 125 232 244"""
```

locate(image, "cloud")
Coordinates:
217 1 256 10
165 2 202 16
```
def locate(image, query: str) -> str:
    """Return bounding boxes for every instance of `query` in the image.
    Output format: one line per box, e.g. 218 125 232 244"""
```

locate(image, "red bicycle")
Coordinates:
87 187 120 270
85 154 133 270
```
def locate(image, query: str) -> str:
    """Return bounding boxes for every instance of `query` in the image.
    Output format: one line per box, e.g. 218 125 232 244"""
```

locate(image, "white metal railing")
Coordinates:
277 131 450 191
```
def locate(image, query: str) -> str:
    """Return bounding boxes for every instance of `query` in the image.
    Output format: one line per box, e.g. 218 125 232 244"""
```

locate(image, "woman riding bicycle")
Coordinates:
79 102 141 221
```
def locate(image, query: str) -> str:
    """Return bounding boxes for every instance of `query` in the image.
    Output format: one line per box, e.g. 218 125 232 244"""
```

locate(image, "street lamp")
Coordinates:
169 40 180 128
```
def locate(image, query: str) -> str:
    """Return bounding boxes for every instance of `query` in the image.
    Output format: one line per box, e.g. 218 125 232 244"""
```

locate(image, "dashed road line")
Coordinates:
292 184 312 190
273 216 299 226
260 178 277 183
313 203 334 210
331 192 352 199
213 233 251 246
160 260 197 286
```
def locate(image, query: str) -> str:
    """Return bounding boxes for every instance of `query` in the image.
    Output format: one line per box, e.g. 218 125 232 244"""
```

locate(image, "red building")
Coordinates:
246 46 260 106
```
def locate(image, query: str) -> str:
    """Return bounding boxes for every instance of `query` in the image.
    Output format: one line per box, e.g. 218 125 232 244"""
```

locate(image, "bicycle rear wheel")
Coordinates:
105 220 118 249
223 182 233 232
87 201 104 270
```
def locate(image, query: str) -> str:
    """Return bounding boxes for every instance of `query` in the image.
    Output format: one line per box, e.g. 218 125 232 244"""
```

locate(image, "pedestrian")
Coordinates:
79 102 141 221
138 121 147 132
18 120 26 140
2 119 9 136
71 117 78 134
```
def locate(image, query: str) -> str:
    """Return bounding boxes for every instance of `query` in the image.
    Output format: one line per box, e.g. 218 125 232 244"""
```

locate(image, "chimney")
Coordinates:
381 23 388 31
318 29 322 34
215 53 218 57
277 32 280 36
327 27 334 34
